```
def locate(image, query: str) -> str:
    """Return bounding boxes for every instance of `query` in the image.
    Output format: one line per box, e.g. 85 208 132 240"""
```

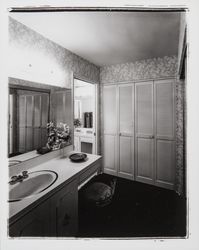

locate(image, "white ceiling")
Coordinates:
10 11 181 66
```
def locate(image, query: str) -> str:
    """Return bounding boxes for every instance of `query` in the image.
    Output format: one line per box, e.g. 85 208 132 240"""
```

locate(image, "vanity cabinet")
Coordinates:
102 79 176 190
9 154 102 237
9 179 78 237
9 198 51 237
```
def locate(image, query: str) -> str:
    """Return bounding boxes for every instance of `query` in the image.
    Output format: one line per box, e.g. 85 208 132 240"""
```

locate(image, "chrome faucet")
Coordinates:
9 171 29 185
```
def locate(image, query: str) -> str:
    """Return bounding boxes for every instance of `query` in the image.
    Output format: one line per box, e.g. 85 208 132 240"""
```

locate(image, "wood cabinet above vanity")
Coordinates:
9 153 102 237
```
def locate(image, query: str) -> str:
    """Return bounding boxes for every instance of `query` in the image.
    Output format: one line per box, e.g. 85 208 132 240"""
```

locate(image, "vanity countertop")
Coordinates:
9 152 102 224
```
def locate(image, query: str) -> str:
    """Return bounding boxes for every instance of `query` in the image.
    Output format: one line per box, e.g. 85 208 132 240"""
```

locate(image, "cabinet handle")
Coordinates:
149 135 155 139
62 213 70 226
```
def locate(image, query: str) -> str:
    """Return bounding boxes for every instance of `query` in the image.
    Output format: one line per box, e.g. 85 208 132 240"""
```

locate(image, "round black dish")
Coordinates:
69 153 87 162
37 146 52 155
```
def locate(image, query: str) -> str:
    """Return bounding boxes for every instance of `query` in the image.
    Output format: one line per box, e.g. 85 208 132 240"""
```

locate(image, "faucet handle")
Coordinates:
11 175 17 181
22 171 29 178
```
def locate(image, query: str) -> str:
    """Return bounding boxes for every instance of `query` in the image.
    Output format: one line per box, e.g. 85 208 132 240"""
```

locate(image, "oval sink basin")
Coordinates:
9 170 58 202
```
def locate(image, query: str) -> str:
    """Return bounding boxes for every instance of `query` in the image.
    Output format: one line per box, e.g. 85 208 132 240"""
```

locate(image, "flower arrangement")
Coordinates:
46 122 71 150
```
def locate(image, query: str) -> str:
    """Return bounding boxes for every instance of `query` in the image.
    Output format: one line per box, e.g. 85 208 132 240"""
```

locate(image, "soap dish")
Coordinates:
69 153 87 162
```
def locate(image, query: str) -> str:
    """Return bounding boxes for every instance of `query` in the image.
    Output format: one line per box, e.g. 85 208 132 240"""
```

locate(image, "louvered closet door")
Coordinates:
135 81 154 185
155 80 175 189
118 84 134 180
103 85 118 176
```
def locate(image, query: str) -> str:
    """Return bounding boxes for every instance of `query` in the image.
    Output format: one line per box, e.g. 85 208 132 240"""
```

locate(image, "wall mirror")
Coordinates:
8 77 73 164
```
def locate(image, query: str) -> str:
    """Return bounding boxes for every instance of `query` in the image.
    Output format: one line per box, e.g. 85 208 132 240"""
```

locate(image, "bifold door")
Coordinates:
155 80 175 189
135 81 154 185
103 85 118 176
118 84 134 180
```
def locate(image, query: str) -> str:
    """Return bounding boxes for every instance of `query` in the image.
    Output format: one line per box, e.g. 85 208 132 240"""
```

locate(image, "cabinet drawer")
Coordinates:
79 162 101 184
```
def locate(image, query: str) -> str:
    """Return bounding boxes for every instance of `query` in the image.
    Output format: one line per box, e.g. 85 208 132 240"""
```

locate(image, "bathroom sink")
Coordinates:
9 170 58 202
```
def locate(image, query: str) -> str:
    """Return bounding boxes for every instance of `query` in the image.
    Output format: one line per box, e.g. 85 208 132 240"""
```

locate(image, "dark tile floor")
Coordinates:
78 174 187 238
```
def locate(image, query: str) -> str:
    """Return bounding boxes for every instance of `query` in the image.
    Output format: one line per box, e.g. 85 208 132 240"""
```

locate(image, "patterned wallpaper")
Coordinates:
100 56 178 83
175 80 185 196
9 17 100 88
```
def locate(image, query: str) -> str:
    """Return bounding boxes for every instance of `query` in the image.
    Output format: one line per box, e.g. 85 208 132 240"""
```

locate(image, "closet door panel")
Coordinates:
103 85 117 134
155 79 175 189
103 134 117 175
156 140 175 189
119 85 134 135
136 82 153 136
135 81 154 185
103 85 117 175
119 136 134 179
136 138 154 184
156 82 174 139
118 84 134 179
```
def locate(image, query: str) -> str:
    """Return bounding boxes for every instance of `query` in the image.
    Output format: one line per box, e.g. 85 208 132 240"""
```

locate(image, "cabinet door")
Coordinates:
103 85 118 175
118 84 134 179
9 200 51 237
135 82 154 184
155 80 175 189
50 180 78 237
